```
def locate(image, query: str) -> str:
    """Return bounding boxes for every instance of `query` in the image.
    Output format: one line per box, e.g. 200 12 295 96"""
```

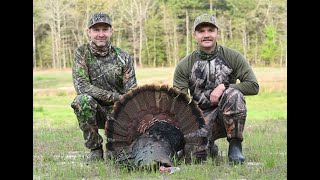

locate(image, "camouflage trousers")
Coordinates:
71 94 114 150
203 88 247 143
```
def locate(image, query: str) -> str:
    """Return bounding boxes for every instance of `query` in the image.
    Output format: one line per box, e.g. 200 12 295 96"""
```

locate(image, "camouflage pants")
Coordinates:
71 94 114 150
203 88 247 143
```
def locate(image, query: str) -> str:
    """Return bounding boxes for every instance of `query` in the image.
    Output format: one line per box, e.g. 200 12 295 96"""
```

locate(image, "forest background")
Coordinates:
33 0 287 178
33 0 287 70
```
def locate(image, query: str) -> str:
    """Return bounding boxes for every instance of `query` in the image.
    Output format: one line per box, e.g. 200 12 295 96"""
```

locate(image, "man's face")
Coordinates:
193 23 218 51
88 23 112 47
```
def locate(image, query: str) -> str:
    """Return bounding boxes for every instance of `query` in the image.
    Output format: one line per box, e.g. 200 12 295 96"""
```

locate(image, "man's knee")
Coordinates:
219 88 246 115
71 94 98 122
223 88 245 102
71 94 98 110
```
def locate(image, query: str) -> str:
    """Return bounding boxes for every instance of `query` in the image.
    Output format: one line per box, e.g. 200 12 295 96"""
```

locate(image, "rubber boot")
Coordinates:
86 146 104 163
228 138 245 165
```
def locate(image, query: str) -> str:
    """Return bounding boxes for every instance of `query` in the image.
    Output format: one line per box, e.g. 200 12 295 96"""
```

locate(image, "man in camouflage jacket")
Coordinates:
173 14 259 165
71 12 137 162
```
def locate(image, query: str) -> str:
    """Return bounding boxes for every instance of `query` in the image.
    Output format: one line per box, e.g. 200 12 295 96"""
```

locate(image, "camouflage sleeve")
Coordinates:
173 63 189 95
227 51 259 95
123 55 137 92
72 46 120 103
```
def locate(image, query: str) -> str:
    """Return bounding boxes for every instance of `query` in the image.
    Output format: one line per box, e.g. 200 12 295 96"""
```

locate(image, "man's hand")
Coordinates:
209 84 226 106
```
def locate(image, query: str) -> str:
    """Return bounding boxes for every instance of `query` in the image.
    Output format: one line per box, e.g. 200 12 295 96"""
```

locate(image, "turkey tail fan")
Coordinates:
105 84 207 167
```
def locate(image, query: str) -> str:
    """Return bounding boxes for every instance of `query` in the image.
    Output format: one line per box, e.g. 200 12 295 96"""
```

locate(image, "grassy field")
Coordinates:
33 67 287 179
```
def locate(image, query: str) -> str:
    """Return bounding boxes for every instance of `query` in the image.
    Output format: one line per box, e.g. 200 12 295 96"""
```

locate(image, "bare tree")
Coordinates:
241 21 247 60
119 0 154 67
186 10 189 55
33 21 36 70
120 0 138 67
41 0 72 69
173 23 178 66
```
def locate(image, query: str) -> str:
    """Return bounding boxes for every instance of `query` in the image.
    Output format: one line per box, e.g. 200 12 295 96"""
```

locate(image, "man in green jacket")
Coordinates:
71 12 137 162
173 14 259 165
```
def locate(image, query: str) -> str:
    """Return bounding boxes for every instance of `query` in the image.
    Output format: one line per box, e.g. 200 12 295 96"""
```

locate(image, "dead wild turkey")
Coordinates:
105 84 207 170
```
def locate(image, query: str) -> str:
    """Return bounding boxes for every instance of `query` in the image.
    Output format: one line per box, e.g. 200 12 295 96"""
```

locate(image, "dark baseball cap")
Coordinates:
193 14 219 31
88 12 112 29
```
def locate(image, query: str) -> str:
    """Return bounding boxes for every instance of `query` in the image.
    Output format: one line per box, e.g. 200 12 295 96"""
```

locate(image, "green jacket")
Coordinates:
173 45 259 108
72 43 137 105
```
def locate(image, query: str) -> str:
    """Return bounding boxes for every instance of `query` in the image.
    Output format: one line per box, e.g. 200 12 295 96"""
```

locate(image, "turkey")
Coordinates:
105 84 208 170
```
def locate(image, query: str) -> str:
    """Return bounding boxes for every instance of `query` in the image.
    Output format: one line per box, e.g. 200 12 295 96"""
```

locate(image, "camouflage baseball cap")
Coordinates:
88 12 112 29
193 14 219 31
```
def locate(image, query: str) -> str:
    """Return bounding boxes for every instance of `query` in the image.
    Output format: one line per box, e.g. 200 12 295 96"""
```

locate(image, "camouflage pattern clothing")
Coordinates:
173 44 259 143
71 41 137 150
193 13 219 30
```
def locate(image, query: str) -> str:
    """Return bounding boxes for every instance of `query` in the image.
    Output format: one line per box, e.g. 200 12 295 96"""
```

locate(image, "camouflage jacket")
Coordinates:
173 44 259 110
72 43 137 105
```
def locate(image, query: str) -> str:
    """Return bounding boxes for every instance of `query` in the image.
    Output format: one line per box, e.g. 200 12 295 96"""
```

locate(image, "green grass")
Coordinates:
33 67 287 179
246 91 287 121
33 70 73 89
33 95 77 128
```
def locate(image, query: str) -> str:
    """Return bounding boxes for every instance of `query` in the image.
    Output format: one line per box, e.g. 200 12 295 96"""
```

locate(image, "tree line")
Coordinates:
33 0 287 70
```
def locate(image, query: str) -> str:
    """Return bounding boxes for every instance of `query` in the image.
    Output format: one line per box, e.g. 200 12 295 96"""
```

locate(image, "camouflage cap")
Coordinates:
88 12 112 29
193 14 219 31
